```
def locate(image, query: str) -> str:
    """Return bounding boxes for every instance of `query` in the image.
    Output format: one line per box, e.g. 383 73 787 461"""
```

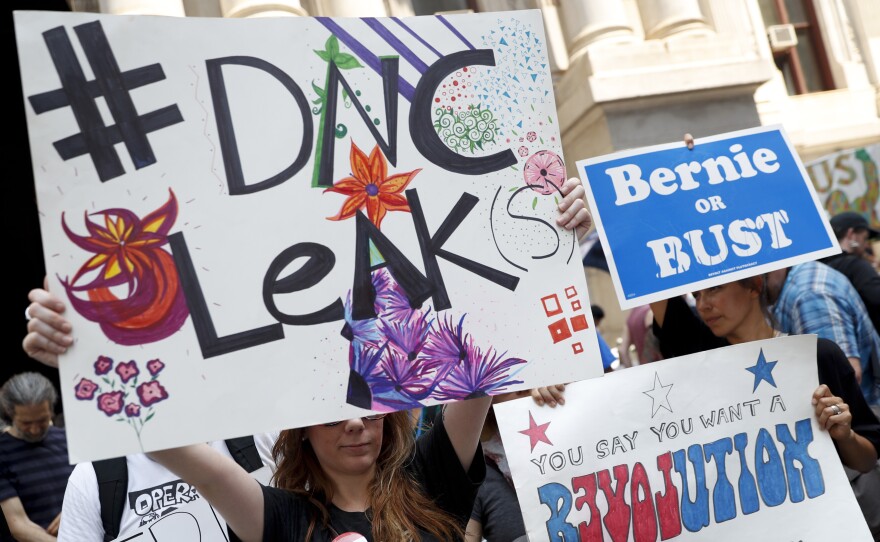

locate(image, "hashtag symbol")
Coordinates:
27 21 184 182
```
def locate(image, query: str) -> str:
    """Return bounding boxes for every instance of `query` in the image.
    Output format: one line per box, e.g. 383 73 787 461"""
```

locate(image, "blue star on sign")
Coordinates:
746 348 778 392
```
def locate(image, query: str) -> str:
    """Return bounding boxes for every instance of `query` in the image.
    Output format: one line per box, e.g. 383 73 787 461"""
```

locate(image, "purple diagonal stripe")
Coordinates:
363 18 429 73
316 17 415 102
391 17 444 58
436 15 475 50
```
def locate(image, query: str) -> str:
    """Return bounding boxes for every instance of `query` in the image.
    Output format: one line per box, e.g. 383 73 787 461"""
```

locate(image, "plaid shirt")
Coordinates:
774 261 880 406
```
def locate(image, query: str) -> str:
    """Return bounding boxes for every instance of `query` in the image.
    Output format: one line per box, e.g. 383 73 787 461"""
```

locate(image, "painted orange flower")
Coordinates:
60 189 188 345
325 141 421 229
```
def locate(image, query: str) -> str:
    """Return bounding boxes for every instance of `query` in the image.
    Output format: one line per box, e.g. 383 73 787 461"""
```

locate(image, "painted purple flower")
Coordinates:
346 342 389 409
372 349 447 405
383 311 432 361
75 378 99 400
115 360 139 383
372 269 415 318
137 381 169 407
146 359 165 376
343 293 383 346
93 356 113 375
434 343 526 401
422 314 472 364
97 391 125 416
124 403 141 417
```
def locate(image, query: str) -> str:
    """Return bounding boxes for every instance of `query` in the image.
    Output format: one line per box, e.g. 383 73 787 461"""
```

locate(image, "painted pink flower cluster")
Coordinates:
74 356 170 443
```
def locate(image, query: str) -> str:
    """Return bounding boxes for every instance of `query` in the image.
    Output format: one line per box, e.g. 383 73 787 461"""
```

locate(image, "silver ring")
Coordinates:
24 306 33 321
830 404 842 416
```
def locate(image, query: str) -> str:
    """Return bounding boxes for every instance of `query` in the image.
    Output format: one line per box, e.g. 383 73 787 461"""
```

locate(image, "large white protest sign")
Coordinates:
578 126 839 310
805 144 880 228
15 10 602 462
495 335 873 541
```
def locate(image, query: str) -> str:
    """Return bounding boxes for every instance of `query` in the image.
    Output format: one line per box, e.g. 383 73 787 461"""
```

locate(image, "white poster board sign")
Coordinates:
15 10 602 462
496 335 873 541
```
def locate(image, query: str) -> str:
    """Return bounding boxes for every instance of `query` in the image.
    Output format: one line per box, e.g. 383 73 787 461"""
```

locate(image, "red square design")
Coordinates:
570 314 588 332
541 294 562 317
565 286 577 298
548 318 572 344
571 300 582 311
572 342 583 354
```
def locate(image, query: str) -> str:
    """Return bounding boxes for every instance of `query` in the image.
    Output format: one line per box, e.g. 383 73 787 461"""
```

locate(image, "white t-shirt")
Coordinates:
57 433 277 541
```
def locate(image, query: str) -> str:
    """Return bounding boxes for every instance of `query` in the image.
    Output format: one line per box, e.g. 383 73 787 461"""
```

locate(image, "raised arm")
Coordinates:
147 445 265 542
1 497 57 542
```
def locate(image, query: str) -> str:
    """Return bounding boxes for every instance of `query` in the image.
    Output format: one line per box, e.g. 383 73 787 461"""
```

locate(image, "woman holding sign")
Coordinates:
22 178 593 542
650 277 880 474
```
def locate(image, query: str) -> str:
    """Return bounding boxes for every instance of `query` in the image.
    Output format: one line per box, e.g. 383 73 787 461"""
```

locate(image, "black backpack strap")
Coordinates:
224 436 262 473
93 457 128 542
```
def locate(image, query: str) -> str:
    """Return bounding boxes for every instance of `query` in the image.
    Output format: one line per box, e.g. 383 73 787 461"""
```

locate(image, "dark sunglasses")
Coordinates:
322 413 387 427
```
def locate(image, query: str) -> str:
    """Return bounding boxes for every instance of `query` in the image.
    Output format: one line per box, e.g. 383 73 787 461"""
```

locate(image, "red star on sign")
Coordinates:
519 411 552 452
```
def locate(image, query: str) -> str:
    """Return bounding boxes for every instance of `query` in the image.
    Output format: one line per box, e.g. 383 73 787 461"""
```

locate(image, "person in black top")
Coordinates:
650 276 880 473
821 211 880 334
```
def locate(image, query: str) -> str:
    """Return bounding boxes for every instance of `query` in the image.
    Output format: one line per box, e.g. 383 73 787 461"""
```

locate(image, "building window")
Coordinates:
759 0 834 95
412 0 478 15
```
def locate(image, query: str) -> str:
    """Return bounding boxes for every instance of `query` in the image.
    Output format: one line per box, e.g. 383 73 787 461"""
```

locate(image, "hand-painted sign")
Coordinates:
805 144 880 228
15 10 603 462
495 335 873 541
578 126 839 310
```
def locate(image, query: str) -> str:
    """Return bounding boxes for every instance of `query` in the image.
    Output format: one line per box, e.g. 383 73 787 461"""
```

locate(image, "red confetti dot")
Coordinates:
435 97 440 103
453 80 459 86
463 67 468 72
451 96 456 101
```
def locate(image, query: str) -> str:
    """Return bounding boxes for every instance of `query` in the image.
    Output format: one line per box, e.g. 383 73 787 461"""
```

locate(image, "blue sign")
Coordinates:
578 126 839 309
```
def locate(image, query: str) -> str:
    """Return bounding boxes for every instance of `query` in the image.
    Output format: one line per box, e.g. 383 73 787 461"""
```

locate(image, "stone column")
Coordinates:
98 0 185 16
558 0 635 60
636 0 710 40
219 0 308 18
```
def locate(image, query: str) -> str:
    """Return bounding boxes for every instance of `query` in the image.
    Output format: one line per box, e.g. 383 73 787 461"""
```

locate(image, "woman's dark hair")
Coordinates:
271 411 464 541
737 274 779 330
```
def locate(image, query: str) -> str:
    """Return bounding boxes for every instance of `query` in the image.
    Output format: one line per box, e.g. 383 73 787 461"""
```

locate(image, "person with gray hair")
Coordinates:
1 372 72 541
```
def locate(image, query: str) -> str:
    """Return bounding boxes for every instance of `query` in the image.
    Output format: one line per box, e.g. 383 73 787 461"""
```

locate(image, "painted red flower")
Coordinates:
124 403 141 417
97 391 124 416
75 378 99 400
325 142 421 229
137 381 169 407
93 356 113 375
60 189 189 345
115 360 139 383
146 359 165 376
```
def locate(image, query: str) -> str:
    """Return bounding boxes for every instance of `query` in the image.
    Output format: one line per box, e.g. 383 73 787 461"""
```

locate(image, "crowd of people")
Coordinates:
5 166 880 542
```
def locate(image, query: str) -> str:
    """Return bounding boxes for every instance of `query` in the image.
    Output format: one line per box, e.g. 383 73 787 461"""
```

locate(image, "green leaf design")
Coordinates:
334 53 362 70
314 49 331 62
554 196 559 204
326 35 339 59
145 412 155 422
311 81 326 99
532 197 538 210
548 116 553 124
509 186 519 192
